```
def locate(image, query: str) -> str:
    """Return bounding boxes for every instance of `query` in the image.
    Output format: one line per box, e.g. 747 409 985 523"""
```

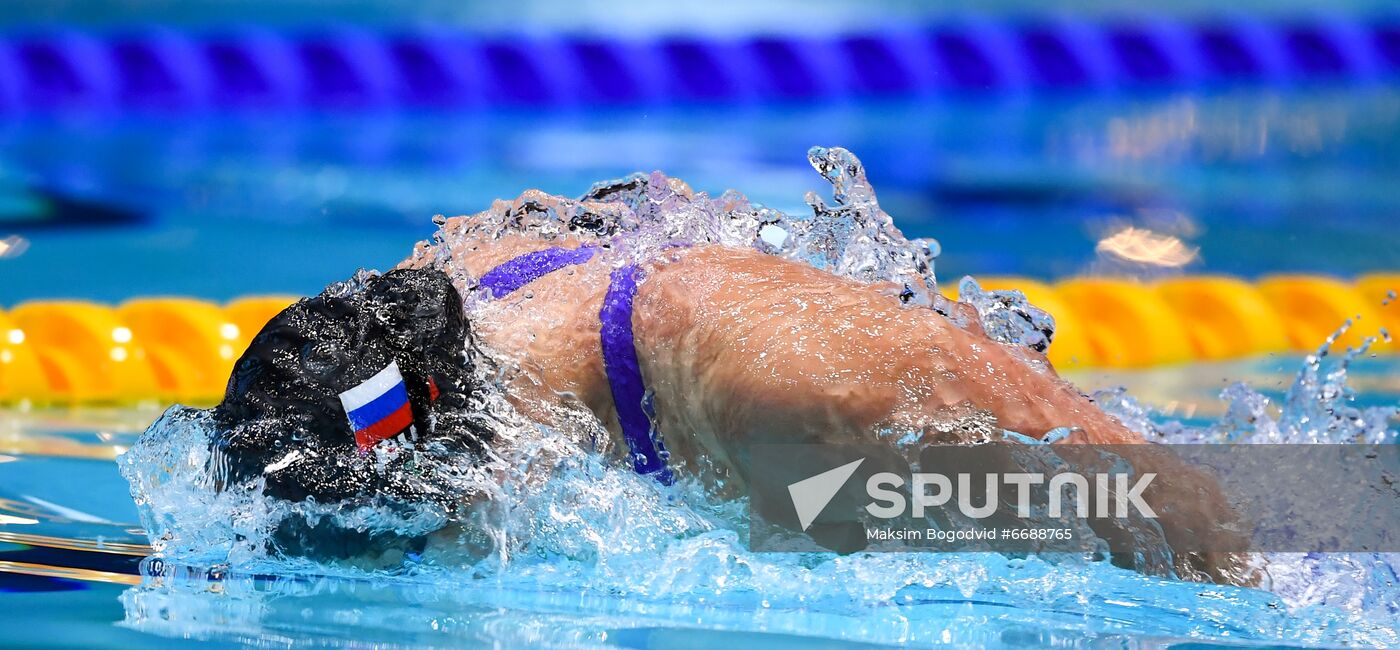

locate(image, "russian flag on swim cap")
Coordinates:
338 360 414 451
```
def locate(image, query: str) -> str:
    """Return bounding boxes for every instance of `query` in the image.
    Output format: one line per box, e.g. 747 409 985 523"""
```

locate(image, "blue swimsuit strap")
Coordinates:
477 245 674 485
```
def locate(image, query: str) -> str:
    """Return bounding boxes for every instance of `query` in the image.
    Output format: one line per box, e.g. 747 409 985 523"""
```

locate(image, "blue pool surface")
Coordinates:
4 90 1400 303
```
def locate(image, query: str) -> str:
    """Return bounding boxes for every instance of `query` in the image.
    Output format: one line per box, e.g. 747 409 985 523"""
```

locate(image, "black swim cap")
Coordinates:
210 268 494 557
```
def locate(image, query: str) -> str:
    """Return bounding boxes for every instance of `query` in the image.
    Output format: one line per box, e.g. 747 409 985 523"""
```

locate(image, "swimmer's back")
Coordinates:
403 231 618 427
401 233 1136 480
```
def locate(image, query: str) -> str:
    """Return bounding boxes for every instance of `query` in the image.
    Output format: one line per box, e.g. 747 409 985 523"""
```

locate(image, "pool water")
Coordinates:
3 352 1398 648
2 90 1399 647
5 90 1400 303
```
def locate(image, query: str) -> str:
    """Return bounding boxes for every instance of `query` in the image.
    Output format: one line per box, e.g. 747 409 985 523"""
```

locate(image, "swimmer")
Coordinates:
208 163 1244 581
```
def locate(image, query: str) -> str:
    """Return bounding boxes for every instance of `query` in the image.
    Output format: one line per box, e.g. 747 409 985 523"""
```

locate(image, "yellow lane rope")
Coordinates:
1 275 1396 405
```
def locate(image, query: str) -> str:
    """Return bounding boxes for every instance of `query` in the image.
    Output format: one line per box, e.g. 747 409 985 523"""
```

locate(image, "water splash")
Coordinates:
1088 320 1400 635
797 147 940 304
956 277 1056 355
119 147 1400 647
403 147 943 317
1093 320 1399 447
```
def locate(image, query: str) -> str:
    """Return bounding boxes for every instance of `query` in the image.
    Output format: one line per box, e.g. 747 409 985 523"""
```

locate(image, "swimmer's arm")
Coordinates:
638 247 1141 447
925 320 1141 444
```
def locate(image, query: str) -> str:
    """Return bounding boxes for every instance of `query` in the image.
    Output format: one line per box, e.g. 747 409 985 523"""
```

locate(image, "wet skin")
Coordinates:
401 226 1260 584
402 228 1140 491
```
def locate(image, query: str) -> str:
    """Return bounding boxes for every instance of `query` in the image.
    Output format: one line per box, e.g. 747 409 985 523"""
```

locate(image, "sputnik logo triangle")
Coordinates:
787 458 865 531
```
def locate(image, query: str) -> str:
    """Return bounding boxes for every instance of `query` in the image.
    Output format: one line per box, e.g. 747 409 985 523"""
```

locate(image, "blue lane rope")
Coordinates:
1 17 1398 112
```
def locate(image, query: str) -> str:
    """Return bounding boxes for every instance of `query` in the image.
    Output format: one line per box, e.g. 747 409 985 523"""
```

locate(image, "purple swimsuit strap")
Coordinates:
477 245 598 299
599 263 674 485
477 244 673 485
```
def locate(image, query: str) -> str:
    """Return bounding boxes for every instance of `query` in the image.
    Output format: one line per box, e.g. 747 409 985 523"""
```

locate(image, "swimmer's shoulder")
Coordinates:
654 244 868 289
639 245 867 324
399 217 596 279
